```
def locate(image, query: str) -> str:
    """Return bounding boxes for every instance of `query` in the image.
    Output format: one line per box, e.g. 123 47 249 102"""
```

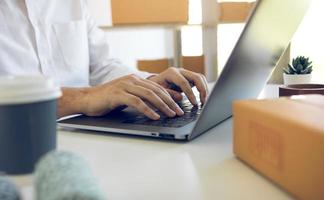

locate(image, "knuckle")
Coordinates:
162 104 170 111
111 89 123 96
195 73 203 79
180 80 188 86
115 81 125 88
165 95 174 103
144 90 154 96
191 73 201 81
196 72 203 77
119 81 130 89
171 102 179 109
154 89 164 96
128 74 139 81
157 101 167 108
131 97 142 105
142 106 151 113
169 67 178 72
200 73 207 81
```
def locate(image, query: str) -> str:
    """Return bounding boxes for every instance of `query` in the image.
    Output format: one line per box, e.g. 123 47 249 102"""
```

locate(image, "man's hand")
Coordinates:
148 67 208 105
77 74 184 120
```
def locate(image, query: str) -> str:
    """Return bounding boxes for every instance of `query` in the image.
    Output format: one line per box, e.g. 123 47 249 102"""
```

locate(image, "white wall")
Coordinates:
103 27 175 69
86 0 112 26
291 0 324 82
87 0 175 69
291 0 324 66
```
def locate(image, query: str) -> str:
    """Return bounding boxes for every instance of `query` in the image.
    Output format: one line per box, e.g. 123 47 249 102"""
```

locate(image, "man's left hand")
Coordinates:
148 67 208 105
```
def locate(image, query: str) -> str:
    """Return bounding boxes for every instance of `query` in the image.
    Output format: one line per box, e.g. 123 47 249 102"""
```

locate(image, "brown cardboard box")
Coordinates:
111 0 189 25
234 96 324 200
137 55 205 74
233 95 324 200
182 55 205 74
137 58 170 73
219 2 255 23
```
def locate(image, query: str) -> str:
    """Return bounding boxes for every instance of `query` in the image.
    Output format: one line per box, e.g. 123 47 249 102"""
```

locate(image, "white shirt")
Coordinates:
0 0 150 87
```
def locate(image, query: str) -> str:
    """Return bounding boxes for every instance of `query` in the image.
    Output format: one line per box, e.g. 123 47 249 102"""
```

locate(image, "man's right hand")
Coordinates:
80 74 184 120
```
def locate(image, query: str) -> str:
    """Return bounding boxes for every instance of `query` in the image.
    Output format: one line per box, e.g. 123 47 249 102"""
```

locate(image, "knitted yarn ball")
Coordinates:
0 176 21 200
34 151 106 200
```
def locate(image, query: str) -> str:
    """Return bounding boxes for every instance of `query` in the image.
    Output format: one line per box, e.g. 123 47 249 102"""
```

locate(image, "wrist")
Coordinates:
58 87 87 118
78 87 95 115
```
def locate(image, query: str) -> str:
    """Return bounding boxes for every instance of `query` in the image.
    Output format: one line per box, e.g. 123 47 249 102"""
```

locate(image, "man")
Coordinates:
0 0 208 120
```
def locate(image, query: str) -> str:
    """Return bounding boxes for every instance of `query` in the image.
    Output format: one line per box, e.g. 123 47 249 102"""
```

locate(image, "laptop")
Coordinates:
59 0 311 141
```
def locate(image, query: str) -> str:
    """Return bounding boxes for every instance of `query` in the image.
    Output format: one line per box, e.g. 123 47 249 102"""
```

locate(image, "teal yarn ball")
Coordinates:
0 176 21 200
34 151 106 200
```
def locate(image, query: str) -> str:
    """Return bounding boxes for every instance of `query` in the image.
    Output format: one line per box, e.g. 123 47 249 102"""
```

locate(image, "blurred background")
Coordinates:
87 0 324 82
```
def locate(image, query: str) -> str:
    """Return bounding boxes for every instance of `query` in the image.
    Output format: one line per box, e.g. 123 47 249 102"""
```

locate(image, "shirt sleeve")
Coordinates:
82 1 152 86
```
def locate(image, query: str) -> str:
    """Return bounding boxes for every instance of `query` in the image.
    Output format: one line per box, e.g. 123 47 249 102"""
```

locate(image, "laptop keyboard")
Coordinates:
122 101 202 128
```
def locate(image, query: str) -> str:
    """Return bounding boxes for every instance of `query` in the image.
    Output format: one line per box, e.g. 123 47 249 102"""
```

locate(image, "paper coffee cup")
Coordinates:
0 76 62 174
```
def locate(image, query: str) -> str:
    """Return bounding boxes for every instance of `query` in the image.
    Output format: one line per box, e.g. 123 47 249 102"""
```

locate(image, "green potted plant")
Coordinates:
283 56 313 85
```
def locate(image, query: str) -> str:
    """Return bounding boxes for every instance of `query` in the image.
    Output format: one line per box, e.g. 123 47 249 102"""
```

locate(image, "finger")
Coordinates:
198 74 208 104
142 78 171 97
180 69 208 104
199 73 209 94
122 93 160 120
137 79 184 116
126 85 177 117
166 71 198 105
166 89 183 102
201 74 209 104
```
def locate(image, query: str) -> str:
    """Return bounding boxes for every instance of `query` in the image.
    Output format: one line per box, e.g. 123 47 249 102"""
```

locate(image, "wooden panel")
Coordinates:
219 2 255 23
111 0 189 25
137 59 170 73
182 56 205 74
137 56 205 75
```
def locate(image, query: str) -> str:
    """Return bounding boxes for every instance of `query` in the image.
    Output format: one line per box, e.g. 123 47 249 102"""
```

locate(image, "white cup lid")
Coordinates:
0 76 62 105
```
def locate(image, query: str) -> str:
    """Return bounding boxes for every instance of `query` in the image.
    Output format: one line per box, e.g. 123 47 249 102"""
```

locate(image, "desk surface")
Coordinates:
14 85 293 200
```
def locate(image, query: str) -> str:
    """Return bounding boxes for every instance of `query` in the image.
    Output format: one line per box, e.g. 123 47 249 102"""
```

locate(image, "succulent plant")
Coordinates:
284 56 313 75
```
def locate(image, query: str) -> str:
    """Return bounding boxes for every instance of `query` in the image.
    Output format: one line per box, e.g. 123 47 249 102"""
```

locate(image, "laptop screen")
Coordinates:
190 0 312 139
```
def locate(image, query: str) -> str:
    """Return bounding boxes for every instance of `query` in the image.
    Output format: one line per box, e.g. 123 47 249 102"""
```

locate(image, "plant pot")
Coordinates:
283 73 312 85
279 84 324 97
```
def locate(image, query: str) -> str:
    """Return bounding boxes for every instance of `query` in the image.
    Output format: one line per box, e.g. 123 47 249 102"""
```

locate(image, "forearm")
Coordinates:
57 87 89 118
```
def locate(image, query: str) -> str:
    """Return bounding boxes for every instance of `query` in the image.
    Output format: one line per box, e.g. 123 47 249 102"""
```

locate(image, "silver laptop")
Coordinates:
59 0 311 141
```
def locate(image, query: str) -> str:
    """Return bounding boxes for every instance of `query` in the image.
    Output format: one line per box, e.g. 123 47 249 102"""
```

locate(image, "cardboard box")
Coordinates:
182 56 205 74
111 0 189 25
233 95 324 200
137 58 170 73
137 55 205 74
219 2 255 23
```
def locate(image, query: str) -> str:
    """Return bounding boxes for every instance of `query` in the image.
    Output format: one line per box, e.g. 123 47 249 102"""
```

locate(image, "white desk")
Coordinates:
14 85 293 200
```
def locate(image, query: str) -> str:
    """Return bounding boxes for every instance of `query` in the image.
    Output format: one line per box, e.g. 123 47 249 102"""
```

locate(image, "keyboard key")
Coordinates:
122 101 202 128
